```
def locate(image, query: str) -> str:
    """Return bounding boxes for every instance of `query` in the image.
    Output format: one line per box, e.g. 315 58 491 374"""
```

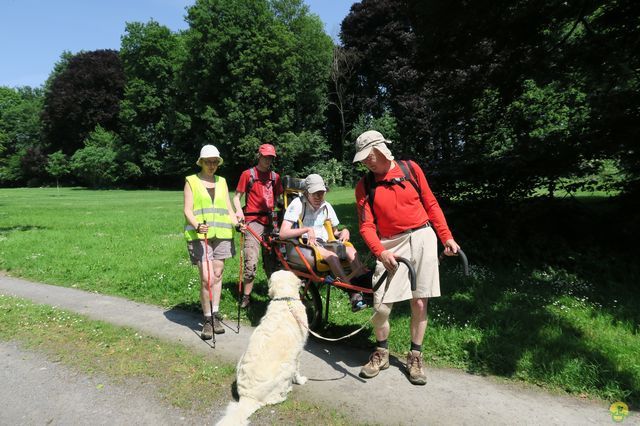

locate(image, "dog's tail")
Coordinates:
215 396 262 426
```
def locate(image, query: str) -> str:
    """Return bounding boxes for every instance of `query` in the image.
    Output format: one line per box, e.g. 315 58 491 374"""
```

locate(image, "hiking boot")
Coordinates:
359 347 389 378
240 294 251 309
406 351 427 385
201 316 213 340
213 313 225 334
350 292 366 312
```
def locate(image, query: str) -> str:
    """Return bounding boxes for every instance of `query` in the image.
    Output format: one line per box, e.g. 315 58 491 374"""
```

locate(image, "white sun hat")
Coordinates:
196 144 224 166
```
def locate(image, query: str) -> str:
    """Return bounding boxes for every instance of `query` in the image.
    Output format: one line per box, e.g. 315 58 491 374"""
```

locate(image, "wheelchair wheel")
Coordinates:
262 247 281 277
300 280 322 331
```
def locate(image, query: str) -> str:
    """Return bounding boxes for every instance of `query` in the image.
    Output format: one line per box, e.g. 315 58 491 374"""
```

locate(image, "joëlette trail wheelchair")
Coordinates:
242 176 468 331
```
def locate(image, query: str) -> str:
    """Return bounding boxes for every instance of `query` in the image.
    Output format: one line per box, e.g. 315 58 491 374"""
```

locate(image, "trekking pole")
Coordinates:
203 220 215 348
235 221 245 333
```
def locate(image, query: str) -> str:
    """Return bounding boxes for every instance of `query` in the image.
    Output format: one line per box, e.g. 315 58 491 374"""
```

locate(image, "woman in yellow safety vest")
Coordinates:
183 144 240 339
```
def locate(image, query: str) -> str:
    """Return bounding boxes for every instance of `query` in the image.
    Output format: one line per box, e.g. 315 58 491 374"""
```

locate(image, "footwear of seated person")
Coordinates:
350 292 367 312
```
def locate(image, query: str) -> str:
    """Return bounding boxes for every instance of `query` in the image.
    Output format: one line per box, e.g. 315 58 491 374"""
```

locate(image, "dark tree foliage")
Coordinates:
571 0 640 194
407 0 640 197
41 50 125 156
340 0 434 161
340 0 640 198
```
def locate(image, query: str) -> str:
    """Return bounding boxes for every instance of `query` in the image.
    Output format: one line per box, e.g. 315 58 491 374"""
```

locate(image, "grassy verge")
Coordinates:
1 187 638 407
0 294 351 424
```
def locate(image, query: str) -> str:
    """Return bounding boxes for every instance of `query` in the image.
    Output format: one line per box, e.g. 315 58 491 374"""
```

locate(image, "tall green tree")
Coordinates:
178 0 333 179
119 20 185 183
0 86 45 186
270 0 334 130
45 150 71 189
70 125 141 188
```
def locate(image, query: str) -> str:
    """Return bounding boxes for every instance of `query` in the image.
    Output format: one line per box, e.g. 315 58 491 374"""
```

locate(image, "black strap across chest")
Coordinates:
244 167 277 217
364 160 423 224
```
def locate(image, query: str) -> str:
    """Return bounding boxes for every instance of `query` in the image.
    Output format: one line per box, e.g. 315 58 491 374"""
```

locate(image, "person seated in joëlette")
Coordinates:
278 174 368 311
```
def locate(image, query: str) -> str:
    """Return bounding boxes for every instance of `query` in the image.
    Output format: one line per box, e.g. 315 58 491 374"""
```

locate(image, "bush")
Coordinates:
71 125 140 188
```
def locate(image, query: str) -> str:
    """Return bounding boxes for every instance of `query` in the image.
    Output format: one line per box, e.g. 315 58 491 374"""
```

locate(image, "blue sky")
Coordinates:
0 0 354 88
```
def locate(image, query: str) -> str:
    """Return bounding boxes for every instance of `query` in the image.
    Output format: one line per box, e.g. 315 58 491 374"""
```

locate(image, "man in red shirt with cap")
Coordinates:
233 144 283 308
353 130 460 385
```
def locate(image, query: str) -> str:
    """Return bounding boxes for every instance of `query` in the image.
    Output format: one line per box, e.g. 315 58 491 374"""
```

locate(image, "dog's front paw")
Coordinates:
294 374 307 385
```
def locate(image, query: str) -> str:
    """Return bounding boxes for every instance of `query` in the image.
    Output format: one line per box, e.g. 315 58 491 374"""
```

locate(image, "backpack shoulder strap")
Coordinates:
363 171 378 224
246 167 256 194
398 160 422 197
298 196 307 228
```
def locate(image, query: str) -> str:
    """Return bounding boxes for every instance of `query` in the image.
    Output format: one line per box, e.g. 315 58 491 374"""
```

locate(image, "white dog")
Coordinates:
216 270 309 426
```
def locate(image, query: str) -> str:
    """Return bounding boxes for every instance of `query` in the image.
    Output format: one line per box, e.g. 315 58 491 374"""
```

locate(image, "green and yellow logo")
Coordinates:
609 401 629 422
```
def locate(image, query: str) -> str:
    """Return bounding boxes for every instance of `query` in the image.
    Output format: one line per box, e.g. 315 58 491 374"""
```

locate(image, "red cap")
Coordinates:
258 144 277 157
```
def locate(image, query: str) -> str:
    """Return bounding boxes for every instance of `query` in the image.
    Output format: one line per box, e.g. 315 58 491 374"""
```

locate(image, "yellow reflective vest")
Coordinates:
184 174 233 241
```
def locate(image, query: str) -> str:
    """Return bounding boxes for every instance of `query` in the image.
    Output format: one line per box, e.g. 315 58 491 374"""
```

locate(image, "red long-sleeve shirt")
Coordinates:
355 160 453 258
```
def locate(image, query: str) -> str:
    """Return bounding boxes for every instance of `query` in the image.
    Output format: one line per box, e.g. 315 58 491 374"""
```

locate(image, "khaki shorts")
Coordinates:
372 226 440 304
187 238 235 265
243 221 271 281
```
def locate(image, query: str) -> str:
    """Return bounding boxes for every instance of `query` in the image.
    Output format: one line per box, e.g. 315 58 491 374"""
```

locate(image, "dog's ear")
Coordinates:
268 270 302 298
284 275 301 298
267 272 276 299
268 270 288 298
292 278 303 297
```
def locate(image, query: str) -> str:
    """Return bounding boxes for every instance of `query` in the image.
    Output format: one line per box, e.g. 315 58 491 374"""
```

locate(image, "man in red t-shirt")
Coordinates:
353 130 460 385
233 144 283 308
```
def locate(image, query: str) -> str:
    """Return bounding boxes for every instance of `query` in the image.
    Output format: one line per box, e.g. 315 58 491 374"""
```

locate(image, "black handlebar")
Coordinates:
372 256 417 292
439 248 469 276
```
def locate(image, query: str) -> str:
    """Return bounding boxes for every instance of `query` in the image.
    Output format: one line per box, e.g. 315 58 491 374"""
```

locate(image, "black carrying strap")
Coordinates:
244 167 277 217
247 167 276 194
365 160 423 224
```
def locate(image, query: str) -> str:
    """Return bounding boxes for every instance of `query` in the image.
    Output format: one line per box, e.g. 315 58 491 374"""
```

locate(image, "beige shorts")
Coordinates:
372 226 440 304
243 221 271 281
187 238 235 265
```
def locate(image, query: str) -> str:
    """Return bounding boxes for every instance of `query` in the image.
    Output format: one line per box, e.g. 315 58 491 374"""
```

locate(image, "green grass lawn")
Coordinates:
1 187 638 407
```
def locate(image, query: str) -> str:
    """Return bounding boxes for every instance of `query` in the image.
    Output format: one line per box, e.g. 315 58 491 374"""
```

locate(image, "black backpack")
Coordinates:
363 160 424 224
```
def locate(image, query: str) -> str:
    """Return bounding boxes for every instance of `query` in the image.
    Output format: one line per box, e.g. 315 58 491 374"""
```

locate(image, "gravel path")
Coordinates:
0 341 201 425
1 273 637 425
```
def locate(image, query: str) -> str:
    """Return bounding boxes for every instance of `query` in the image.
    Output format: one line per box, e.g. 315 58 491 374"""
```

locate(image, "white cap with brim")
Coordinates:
197 144 224 166
304 174 327 193
353 130 393 163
